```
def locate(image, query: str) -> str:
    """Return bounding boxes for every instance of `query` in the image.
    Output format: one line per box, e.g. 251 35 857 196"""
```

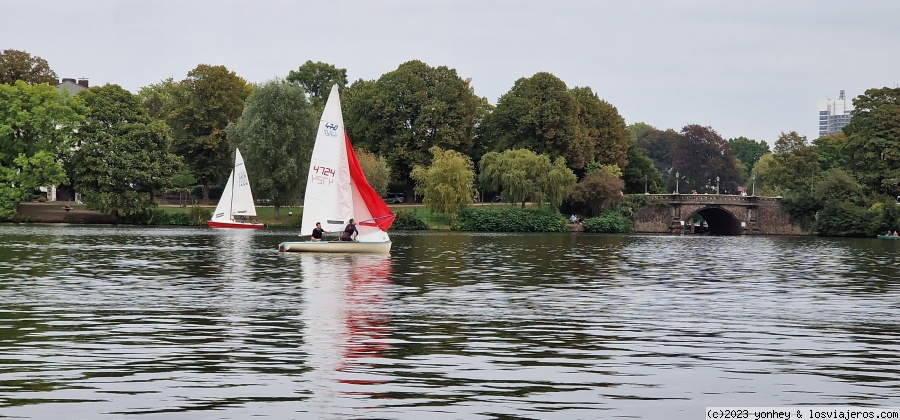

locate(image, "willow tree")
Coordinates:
224 79 316 217
479 149 575 209
411 146 474 216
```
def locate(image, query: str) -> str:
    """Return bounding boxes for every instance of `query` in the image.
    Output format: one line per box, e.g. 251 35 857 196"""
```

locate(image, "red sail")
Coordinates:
345 133 395 231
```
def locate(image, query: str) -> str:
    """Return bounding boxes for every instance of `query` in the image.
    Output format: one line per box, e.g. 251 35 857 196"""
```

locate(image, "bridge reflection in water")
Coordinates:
632 193 808 236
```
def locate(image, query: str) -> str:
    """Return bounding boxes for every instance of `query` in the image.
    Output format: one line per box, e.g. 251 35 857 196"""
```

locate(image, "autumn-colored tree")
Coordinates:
0 49 57 85
670 125 741 194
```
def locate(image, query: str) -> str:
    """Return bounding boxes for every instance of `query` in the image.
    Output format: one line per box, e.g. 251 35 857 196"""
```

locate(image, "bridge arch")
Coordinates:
632 194 809 235
685 207 743 235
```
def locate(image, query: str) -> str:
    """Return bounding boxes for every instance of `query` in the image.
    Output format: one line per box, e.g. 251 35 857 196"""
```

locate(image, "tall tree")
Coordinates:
411 146 475 216
635 127 679 175
479 72 583 168
137 77 180 121
765 131 819 194
356 149 391 197
0 81 84 218
670 125 741 194
571 86 629 169
0 49 58 85
843 87 900 196
71 84 179 218
622 140 664 194
286 61 348 111
343 60 486 196
813 133 851 172
728 136 770 180
225 79 316 217
169 64 251 202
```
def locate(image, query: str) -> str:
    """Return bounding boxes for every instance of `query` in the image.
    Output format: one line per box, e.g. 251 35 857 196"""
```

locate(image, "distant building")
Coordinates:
818 90 853 136
57 77 89 96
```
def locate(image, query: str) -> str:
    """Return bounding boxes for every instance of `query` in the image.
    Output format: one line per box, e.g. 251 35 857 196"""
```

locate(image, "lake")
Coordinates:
1 225 898 419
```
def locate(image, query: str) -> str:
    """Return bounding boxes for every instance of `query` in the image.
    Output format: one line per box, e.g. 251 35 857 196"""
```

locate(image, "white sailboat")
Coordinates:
207 147 265 229
278 85 395 253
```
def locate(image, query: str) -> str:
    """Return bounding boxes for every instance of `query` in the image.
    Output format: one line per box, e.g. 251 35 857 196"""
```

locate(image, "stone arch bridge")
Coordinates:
632 194 808 235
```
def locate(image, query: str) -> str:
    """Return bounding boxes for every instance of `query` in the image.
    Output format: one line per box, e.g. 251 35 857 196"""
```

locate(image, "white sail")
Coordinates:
301 86 354 236
211 148 257 224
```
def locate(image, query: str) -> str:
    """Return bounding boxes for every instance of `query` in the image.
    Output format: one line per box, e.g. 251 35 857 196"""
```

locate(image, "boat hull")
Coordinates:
278 240 391 254
877 235 899 239
207 220 265 229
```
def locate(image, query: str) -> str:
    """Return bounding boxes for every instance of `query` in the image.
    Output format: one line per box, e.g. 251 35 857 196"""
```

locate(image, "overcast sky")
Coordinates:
7 1 899 144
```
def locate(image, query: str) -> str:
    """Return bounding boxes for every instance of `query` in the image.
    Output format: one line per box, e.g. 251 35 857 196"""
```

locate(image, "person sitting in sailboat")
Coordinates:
311 222 326 242
340 219 358 242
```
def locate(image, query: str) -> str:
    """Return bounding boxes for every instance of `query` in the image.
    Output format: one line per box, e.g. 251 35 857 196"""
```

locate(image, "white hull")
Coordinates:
279 240 391 254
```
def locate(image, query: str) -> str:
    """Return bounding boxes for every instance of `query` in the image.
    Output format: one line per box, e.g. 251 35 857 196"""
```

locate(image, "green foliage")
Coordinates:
582 210 633 233
411 146 475 216
479 72 583 168
763 131 819 194
225 79 316 214
451 206 567 232
343 60 487 192
623 140 665 194
812 133 850 172
571 86 629 169
286 60 348 111
0 49 58 85
780 190 823 231
843 87 900 196
357 149 391 197
728 136 770 180
169 64 251 201
478 149 576 208
634 126 678 175
71 84 180 218
816 200 880 237
392 210 429 230
877 200 900 232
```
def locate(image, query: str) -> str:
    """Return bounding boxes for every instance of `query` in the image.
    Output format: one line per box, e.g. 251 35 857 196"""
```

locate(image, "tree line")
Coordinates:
2 49 898 235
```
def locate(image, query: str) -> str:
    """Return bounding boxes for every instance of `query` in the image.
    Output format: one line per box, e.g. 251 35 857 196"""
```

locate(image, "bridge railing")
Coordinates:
632 194 781 205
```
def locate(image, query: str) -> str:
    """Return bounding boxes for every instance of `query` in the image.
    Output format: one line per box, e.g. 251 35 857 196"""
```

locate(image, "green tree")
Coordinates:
479 72 583 168
635 126 678 175
224 79 316 217
478 149 575 208
286 60 348 111
137 77 180 121
671 125 741 194
357 149 391 197
843 87 900 196
571 86 629 169
411 146 475 216
71 84 179 218
0 81 84 218
767 131 820 194
622 140 664 194
344 60 486 196
812 133 851 172
0 49 58 85
728 136 770 180
169 64 251 202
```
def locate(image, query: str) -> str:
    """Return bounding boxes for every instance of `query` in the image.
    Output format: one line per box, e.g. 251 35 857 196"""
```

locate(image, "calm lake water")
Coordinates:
1 225 898 419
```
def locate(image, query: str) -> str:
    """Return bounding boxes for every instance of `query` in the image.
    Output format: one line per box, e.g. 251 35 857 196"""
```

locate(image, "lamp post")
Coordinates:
716 176 720 195
751 175 756 196
675 171 680 194
644 174 648 194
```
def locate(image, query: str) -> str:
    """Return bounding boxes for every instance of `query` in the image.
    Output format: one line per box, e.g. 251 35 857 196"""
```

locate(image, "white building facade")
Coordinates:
818 90 853 136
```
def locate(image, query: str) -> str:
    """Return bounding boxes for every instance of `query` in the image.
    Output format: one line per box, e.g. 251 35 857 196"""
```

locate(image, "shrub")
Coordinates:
451 207 567 232
392 210 429 230
582 210 633 233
